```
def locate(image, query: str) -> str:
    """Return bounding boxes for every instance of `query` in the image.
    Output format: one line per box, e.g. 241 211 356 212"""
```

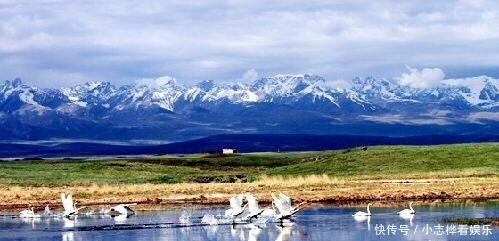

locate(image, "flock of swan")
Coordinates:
17 192 416 227
179 193 416 226
16 192 307 226
217 193 306 224
352 201 416 225
19 193 136 219
353 201 415 217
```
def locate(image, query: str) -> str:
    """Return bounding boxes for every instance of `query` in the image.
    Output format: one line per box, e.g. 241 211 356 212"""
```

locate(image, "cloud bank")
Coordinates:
1 0 499 87
135 76 177 87
398 66 446 88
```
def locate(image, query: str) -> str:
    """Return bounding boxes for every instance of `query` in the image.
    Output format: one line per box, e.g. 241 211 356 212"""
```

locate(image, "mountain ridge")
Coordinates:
1 74 497 141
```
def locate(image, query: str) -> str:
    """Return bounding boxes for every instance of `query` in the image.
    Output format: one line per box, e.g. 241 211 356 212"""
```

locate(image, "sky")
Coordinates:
1 0 499 88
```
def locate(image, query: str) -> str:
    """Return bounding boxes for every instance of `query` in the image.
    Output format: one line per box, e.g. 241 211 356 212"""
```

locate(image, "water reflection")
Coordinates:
113 213 130 223
19 216 41 229
62 232 74 241
231 224 246 241
204 224 219 240
353 215 371 230
63 216 77 228
275 223 292 241
248 224 262 241
399 213 414 226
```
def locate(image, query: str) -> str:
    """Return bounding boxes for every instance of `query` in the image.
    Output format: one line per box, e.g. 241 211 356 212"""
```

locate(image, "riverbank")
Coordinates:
1 175 497 212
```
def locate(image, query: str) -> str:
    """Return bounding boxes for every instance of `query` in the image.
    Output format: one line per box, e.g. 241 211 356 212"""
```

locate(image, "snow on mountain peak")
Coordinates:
351 77 403 101
1 73 498 117
442 76 498 107
249 73 327 101
60 81 116 108
83 81 106 90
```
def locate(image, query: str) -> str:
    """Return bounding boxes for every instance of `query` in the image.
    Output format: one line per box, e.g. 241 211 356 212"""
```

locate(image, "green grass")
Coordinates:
262 143 499 178
0 143 497 186
0 160 216 186
0 152 317 186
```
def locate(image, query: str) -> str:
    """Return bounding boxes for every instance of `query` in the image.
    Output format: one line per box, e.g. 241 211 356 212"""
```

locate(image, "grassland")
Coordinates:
263 143 499 179
0 151 314 186
0 143 497 210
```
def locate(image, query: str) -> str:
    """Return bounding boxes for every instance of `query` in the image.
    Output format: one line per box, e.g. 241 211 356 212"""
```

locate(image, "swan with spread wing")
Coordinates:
271 192 306 221
61 193 86 217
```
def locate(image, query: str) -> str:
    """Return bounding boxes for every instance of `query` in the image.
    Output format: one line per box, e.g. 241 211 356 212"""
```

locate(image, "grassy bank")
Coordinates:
0 143 497 209
264 143 499 179
0 151 315 186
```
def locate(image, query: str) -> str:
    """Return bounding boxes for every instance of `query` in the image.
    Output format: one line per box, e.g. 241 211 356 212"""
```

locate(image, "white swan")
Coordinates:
19 207 40 218
272 193 306 220
201 213 219 225
110 203 136 215
243 194 264 221
397 201 415 215
179 211 191 225
260 201 277 217
43 205 52 216
61 193 86 217
224 194 247 222
353 203 372 217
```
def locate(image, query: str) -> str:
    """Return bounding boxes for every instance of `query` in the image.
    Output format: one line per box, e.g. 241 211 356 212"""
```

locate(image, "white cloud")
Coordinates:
398 66 446 89
241 69 259 83
319 79 352 90
134 76 176 87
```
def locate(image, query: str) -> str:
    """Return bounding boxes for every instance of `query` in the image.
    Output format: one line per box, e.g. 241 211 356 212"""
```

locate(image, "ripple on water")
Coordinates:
0 203 497 241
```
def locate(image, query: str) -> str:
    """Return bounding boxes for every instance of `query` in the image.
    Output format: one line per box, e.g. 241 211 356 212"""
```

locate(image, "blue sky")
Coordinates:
1 0 499 87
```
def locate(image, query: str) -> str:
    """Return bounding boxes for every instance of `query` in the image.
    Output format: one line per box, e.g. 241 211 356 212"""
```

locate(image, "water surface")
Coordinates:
1 202 497 241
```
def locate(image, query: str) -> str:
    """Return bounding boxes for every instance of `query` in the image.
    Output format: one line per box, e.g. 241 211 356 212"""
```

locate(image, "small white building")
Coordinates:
222 148 236 154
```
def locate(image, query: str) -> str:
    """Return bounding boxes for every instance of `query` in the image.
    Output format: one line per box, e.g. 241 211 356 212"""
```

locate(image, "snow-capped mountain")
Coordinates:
0 74 497 142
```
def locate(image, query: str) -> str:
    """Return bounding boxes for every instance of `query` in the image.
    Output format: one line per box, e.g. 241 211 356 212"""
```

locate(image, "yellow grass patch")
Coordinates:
1 175 497 211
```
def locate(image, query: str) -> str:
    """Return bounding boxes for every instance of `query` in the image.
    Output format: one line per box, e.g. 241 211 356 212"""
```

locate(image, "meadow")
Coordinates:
0 143 497 209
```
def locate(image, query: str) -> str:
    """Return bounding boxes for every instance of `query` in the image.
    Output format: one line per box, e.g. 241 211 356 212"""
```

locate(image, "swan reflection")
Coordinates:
399 212 414 226
353 215 371 231
231 224 245 241
275 222 293 241
62 232 74 241
247 224 262 241
63 216 77 228
113 213 130 223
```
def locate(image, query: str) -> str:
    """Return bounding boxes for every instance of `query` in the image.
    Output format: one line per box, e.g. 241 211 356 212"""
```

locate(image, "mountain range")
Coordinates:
1 74 498 142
